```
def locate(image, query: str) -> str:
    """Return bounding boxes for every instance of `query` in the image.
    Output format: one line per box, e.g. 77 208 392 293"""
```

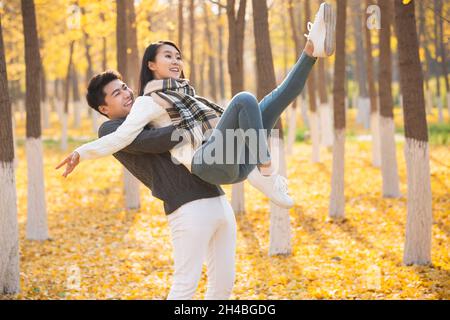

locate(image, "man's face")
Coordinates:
99 79 134 119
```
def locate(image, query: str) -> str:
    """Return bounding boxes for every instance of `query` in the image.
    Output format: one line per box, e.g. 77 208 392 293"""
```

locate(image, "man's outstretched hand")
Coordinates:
56 152 80 178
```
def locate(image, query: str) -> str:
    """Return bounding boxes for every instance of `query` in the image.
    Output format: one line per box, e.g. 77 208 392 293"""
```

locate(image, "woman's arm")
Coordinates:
75 96 165 161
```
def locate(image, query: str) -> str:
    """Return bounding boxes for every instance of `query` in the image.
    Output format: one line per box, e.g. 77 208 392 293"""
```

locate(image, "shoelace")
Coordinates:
304 7 321 39
304 22 313 39
274 175 289 195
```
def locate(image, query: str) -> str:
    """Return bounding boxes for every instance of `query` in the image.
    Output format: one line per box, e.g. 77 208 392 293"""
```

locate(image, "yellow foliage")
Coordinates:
2 109 449 300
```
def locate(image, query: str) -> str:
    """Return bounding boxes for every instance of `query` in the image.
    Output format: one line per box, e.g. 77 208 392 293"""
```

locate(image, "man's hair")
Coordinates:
86 70 122 117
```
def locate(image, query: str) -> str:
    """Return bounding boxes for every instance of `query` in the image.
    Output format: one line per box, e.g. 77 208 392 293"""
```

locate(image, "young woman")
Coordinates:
58 2 336 209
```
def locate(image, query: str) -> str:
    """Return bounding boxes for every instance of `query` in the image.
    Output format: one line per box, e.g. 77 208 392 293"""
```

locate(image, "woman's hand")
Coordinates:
55 152 80 178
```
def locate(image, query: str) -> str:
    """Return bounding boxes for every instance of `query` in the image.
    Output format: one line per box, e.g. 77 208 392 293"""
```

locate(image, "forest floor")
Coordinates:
3 108 449 300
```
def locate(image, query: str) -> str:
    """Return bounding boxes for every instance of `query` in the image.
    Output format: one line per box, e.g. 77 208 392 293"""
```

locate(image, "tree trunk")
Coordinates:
102 36 107 71
268 136 291 255
252 0 291 255
72 65 80 101
298 0 309 130
316 0 332 149
40 58 49 129
126 0 139 92
378 0 400 198
365 0 380 167
204 3 217 101
288 0 301 54
81 6 93 83
436 0 449 114
61 41 75 151
352 0 368 98
116 0 128 81
226 0 246 96
72 65 82 128
329 0 347 220
352 0 370 129
40 56 47 103
80 6 93 135
317 50 333 148
304 0 320 162
227 0 247 214
393 0 432 266
433 0 441 119
122 167 140 209
189 0 196 87
0 14 20 294
286 0 300 153
417 1 434 114
11 110 19 169
416 1 429 89
53 78 61 117
101 12 108 71
117 0 140 210
21 0 49 240
217 3 226 102
199 42 205 94
178 0 184 52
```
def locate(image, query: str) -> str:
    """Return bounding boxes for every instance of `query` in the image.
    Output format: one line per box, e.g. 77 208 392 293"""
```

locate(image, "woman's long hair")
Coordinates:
138 40 185 96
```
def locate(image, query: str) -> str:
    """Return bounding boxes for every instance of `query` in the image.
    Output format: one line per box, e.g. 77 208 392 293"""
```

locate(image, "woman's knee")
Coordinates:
232 91 259 109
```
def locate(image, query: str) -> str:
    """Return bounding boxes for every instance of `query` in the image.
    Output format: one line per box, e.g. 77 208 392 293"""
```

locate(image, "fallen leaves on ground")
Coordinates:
3 111 449 300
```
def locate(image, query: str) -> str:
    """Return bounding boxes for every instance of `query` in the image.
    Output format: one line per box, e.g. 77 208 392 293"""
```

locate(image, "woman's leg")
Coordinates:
191 92 270 185
260 0 337 131
220 51 318 183
191 52 317 184
259 52 317 132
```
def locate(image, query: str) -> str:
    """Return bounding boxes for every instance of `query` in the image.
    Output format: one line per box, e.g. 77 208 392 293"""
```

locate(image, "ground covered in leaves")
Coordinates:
4 111 450 300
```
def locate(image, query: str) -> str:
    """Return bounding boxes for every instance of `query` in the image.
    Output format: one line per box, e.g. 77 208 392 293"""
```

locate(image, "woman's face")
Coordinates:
148 44 183 80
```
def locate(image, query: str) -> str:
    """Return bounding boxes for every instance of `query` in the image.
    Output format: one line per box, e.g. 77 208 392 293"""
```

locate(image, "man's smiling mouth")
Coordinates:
124 100 133 108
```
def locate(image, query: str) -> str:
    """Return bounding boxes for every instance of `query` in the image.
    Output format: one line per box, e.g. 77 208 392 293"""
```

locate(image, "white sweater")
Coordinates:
75 96 195 171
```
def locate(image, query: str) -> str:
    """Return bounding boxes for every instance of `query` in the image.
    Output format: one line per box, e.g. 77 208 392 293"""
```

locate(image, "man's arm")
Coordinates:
99 120 180 155
74 95 169 161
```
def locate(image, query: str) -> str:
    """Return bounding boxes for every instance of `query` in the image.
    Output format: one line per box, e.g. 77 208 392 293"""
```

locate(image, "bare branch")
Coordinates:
208 0 227 9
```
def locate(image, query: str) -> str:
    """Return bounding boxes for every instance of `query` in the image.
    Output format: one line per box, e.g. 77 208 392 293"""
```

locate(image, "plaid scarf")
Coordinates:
143 78 224 149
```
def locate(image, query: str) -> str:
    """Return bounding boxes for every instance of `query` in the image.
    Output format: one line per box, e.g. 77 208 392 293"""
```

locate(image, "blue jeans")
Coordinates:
191 52 316 185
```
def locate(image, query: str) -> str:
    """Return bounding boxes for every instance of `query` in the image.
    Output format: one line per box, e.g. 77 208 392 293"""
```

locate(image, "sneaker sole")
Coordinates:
323 3 336 56
270 195 295 209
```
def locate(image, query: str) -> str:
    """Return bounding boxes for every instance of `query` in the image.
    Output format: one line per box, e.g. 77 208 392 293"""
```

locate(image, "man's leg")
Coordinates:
204 196 237 300
167 198 220 300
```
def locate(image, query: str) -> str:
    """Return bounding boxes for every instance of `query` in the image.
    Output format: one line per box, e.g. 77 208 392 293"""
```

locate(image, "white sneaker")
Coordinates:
304 2 336 58
247 168 295 209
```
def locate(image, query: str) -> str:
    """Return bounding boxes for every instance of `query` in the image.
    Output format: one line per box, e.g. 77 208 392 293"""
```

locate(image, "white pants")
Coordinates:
166 195 237 300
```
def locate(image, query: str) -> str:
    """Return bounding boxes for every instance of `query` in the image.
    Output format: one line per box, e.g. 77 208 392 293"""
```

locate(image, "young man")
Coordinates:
59 71 237 300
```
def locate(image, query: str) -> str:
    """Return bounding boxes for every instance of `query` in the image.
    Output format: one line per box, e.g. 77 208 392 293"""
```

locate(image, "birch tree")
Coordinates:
117 0 140 210
226 0 247 214
304 0 320 162
252 0 291 255
329 0 347 219
0 12 20 294
378 0 400 198
393 0 432 265
21 0 49 240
